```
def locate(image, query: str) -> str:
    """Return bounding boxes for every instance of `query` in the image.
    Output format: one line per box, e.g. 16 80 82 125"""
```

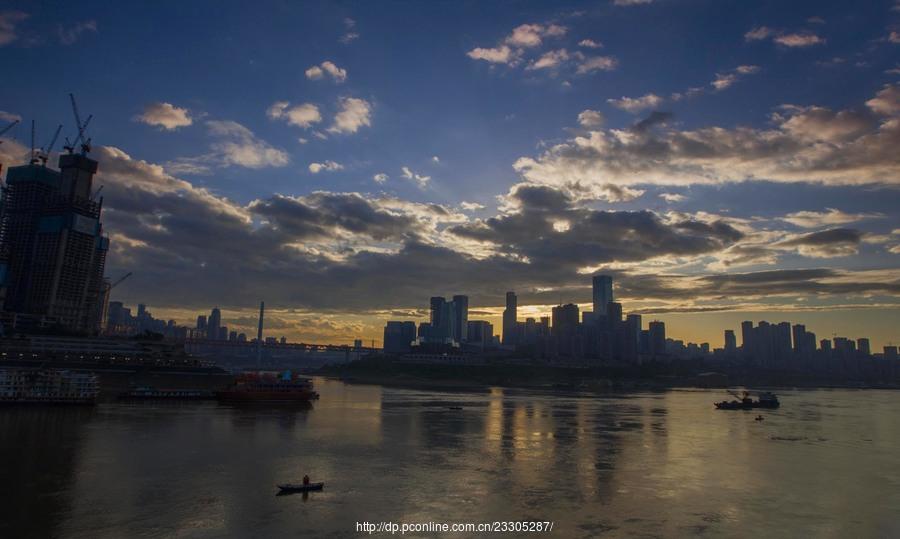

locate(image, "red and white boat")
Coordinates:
215 371 319 403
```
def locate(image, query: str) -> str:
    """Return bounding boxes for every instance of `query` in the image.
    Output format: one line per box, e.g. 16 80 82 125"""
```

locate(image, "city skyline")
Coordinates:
0 1 898 348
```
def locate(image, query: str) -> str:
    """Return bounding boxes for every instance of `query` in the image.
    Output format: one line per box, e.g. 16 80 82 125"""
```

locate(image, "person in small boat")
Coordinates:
303 475 310 486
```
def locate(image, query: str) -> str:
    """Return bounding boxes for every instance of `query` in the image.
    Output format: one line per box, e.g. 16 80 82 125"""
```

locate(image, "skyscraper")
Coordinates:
592 275 613 321
0 153 109 332
383 321 417 354
429 296 445 327
724 329 737 352
451 294 468 343
648 320 666 356
502 291 517 345
208 307 221 340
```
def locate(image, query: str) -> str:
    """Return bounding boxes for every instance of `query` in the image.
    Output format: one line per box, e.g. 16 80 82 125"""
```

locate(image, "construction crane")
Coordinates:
63 93 93 155
0 119 19 142
109 272 132 291
39 124 63 166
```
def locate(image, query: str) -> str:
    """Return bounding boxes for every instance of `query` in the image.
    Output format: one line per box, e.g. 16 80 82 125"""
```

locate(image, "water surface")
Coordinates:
2 379 898 537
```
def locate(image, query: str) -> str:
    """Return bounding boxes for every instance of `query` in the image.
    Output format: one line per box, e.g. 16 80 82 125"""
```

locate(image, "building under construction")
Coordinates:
0 100 109 334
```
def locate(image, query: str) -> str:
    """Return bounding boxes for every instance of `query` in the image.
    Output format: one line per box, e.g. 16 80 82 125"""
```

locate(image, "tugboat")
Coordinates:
715 390 780 410
215 371 319 403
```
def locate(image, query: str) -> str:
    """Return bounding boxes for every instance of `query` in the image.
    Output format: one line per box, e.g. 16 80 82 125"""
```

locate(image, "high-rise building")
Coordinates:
384 321 417 354
648 320 666 356
792 324 806 353
208 307 221 340
0 153 109 333
857 338 871 356
592 275 613 321
429 297 445 327
466 320 494 348
451 294 468 343
724 329 737 353
551 303 580 337
741 321 754 357
502 291 517 345
196 315 207 331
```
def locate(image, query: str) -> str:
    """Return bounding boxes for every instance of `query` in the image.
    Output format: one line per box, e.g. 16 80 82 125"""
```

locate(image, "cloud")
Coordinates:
0 110 21 123
514 84 900 190
528 49 570 70
0 11 28 46
328 97 372 134
467 22 568 66
577 109 605 128
450 183 742 270
309 161 344 174
576 55 618 74
58 20 96 45
660 193 686 203
776 228 863 258
507 23 566 48
341 17 359 44
431 156 440 163
460 201 485 211
373 173 388 184
614 0 654 5
774 33 825 47
632 111 673 132
711 65 760 91
134 102 193 130
866 84 900 116
890 31 900 44
467 22 616 76
781 208 883 228
169 121 289 173
305 61 347 83
746 26 824 47
607 93 663 112
744 26 774 41
466 45 515 64
85 147 900 321
401 166 430 187
267 101 322 128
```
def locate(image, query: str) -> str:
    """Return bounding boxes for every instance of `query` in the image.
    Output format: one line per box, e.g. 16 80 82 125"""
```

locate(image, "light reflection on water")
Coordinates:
1 379 898 538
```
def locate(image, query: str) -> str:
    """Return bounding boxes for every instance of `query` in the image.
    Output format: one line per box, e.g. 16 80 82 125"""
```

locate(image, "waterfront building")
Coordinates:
0 153 109 333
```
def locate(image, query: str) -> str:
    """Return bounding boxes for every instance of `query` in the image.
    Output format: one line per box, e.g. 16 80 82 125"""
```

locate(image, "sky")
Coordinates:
1 0 899 349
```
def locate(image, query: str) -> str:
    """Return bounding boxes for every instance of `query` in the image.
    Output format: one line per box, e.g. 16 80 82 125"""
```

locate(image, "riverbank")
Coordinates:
319 357 900 392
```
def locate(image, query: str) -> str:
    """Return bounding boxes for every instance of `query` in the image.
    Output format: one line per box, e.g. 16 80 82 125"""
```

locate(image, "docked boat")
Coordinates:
215 371 319 403
0 368 99 404
277 482 324 493
715 391 780 410
118 386 215 400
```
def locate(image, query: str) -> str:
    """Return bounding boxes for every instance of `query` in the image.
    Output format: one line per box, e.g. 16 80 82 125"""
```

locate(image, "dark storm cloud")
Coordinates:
779 228 863 247
449 197 744 270
249 192 423 242
92 146 899 315
618 269 900 304
632 111 674 133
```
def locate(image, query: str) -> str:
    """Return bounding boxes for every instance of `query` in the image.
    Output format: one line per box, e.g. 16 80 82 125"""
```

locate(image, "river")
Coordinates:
1 378 898 538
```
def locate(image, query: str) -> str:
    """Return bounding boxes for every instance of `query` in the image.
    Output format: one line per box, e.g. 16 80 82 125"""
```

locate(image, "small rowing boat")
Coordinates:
277 482 324 493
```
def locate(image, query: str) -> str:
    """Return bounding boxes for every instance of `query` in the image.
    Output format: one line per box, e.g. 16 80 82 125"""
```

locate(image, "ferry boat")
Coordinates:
215 371 319 403
118 386 215 400
715 391 780 410
0 368 99 404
